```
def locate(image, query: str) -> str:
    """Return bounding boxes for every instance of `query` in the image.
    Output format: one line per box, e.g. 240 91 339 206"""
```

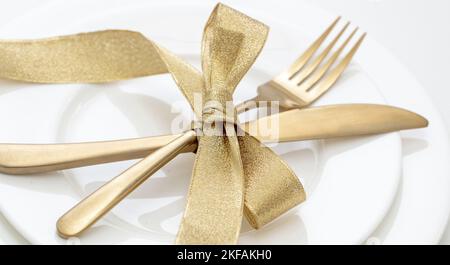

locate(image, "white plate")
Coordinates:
1 0 448 245
0 0 404 244
0 212 26 245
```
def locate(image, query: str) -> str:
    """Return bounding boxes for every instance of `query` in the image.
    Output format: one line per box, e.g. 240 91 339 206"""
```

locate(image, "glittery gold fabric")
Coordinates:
174 4 305 244
0 30 168 83
0 3 305 244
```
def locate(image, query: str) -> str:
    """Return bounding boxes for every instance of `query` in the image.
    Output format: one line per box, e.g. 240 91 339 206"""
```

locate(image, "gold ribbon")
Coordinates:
0 3 305 244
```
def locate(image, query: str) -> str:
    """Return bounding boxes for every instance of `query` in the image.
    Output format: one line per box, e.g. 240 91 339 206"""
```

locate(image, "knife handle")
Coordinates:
0 134 197 175
56 130 197 238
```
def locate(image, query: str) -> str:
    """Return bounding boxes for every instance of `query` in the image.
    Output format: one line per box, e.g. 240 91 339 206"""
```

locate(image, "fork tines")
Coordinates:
287 16 366 101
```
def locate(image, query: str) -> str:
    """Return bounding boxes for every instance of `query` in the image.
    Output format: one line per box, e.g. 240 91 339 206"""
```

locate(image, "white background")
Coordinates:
0 0 448 244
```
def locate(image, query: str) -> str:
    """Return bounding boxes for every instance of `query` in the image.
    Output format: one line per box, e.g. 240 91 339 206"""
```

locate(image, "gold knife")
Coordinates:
0 104 428 175
51 103 428 238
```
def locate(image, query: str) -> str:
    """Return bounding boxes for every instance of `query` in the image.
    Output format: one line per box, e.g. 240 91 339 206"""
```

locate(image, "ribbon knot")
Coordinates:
201 102 238 136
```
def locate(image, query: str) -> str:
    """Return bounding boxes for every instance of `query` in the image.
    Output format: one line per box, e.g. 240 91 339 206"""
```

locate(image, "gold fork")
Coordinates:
0 17 366 176
235 17 366 113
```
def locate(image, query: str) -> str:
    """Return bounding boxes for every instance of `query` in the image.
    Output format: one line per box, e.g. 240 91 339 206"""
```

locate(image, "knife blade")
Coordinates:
244 103 428 142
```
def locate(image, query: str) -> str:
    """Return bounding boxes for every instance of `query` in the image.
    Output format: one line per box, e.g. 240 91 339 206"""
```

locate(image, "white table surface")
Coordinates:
0 0 448 244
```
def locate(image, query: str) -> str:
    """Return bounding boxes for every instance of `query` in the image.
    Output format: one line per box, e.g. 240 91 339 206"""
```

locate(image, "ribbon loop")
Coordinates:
201 4 269 96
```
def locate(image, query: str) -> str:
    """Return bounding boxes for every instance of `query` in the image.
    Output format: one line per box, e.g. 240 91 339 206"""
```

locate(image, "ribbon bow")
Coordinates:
159 4 305 244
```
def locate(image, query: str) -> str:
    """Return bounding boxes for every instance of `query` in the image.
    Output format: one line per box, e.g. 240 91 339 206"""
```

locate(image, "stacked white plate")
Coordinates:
0 0 448 244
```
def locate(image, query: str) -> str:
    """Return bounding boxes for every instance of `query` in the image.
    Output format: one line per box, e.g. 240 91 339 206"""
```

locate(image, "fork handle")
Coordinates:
56 130 197 238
